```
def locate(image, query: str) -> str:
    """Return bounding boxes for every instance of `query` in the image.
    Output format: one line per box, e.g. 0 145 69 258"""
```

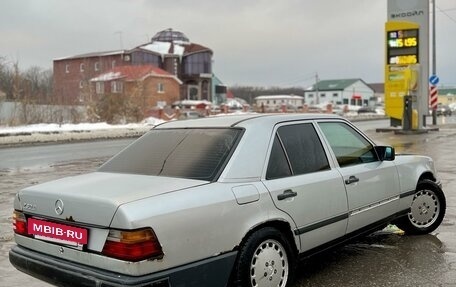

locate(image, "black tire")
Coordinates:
231 227 295 287
395 179 446 235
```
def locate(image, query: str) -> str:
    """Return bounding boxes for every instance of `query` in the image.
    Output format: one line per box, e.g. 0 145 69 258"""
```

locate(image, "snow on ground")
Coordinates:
0 117 165 146
0 122 140 135
0 117 165 135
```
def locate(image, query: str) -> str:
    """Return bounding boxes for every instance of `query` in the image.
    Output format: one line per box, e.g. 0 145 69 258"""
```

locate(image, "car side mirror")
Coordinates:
375 146 395 161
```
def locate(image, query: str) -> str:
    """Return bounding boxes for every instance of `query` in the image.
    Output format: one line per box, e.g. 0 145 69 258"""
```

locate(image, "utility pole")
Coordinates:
432 0 437 125
315 73 319 105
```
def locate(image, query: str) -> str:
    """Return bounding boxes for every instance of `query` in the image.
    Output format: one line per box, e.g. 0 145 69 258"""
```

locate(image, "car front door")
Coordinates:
262 122 348 252
317 120 401 234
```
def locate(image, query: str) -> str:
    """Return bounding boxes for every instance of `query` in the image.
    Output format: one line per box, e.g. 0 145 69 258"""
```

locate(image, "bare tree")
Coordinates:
96 91 126 124
0 57 15 100
87 80 148 123
0 58 56 125
23 66 53 104
125 81 145 122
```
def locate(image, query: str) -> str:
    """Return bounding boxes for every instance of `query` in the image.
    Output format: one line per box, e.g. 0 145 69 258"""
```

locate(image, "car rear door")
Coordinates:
262 122 348 252
317 120 401 234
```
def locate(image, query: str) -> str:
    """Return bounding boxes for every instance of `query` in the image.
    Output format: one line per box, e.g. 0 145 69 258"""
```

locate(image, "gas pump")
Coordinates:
402 95 418 130
403 66 419 130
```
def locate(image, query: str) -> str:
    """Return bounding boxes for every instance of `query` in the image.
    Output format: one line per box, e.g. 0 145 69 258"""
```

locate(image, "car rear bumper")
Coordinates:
9 245 237 287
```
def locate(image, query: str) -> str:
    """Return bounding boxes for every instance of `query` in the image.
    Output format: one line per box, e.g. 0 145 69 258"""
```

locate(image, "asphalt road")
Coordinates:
0 138 134 170
1 117 456 286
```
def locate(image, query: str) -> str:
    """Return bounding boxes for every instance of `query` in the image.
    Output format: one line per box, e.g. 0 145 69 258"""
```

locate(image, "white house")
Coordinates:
255 95 304 111
304 79 375 107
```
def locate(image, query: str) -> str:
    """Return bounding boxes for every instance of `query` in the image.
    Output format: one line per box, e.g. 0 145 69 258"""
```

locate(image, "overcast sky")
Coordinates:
1 0 455 88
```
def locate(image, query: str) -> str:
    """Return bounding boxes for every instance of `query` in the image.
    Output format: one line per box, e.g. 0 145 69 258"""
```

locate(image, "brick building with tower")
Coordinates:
53 29 215 107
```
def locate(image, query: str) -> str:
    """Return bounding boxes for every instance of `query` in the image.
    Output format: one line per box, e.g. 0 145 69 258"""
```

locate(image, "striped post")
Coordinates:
429 85 438 111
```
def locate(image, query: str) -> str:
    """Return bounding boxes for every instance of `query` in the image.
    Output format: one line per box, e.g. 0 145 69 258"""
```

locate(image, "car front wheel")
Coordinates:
231 227 295 287
395 179 446 235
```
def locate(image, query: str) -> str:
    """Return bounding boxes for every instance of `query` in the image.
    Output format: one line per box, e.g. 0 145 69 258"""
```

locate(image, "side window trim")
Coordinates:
276 133 294 175
309 121 339 168
265 133 293 180
313 120 341 167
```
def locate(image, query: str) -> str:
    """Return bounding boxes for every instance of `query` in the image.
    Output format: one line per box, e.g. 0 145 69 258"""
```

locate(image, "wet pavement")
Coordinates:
0 123 456 286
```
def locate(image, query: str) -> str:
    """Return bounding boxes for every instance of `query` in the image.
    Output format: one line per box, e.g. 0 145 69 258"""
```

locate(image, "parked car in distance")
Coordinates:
178 110 204 120
430 103 452 116
435 104 452 116
306 105 323 113
10 114 446 287
357 106 376 114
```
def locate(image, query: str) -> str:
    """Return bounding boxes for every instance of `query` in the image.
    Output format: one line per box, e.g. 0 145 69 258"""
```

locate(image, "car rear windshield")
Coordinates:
99 128 242 181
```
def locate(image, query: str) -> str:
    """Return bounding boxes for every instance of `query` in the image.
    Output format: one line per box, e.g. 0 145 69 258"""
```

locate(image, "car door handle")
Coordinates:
277 189 297 200
345 176 359 185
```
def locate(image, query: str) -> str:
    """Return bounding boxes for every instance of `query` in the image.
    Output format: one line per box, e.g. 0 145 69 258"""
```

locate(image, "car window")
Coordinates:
266 123 329 179
99 128 242 181
318 122 377 167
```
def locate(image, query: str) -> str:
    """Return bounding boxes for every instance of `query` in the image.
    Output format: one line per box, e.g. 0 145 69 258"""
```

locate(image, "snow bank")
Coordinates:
0 118 164 146
0 122 145 135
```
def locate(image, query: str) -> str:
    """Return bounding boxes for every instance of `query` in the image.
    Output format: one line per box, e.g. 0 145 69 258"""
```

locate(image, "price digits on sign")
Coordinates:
387 29 419 65
389 55 417 65
388 37 417 48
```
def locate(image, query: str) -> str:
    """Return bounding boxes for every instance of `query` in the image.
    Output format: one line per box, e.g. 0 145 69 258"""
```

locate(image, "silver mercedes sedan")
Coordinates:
10 114 446 287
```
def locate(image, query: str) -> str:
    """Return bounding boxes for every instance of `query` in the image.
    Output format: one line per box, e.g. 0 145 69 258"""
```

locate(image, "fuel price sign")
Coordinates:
387 29 419 65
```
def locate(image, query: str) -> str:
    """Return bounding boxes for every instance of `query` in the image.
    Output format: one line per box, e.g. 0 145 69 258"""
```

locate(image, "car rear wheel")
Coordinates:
395 179 446 235
232 227 295 287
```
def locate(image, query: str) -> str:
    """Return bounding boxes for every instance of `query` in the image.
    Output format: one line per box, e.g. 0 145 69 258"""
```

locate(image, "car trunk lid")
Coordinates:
17 172 208 227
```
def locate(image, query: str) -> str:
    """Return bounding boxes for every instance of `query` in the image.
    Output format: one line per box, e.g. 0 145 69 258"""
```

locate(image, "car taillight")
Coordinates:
102 228 163 262
13 210 28 236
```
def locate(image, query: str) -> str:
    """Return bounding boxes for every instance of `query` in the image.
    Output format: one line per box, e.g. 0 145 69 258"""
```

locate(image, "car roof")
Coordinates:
155 113 343 129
